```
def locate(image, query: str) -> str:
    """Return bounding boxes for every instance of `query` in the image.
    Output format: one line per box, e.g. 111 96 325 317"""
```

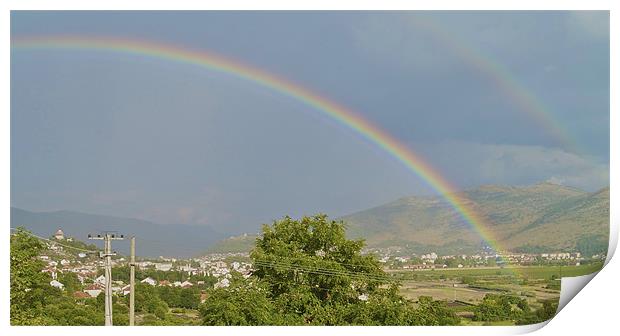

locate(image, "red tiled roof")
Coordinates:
74 291 90 299
85 284 103 291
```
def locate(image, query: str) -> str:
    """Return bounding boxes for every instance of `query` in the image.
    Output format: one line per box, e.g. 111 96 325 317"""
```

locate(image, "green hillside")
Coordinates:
342 182 608 254
204 234 257 254
208 183 609 255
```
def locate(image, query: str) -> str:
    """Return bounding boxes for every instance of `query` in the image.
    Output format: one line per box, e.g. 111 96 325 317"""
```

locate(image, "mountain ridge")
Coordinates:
10 207 226 258
12 183 609 257
206 183 609 255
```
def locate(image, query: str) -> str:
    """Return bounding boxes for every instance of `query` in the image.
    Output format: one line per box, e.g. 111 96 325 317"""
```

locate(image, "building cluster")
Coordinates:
134 254 252 290
37 228 258 298
371 247 591 270
139 276 199 289
35 228 605 299
196 253 253 288
39 237 131 299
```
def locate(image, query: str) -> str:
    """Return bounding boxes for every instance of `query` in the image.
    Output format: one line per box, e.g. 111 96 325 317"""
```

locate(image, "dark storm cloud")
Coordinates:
11 11 609 233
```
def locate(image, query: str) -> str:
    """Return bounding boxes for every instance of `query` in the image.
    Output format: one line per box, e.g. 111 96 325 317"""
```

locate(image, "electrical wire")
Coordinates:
10 227 100 254
9 228 426 283
252 259 397 283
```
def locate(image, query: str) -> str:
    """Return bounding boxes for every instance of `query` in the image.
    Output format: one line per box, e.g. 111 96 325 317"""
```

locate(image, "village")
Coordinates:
38 228 603 302
39 229 253 302
373 249 591 270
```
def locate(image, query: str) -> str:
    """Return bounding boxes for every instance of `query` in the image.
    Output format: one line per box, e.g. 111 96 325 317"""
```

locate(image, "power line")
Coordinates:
252 261 387 281
252 259 397 283
254 253 386 269
269 281 374 295
10 227 100 254
8 228 419 283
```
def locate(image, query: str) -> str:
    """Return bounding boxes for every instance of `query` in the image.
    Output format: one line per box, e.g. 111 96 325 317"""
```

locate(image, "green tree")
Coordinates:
517 299 558 325
251 215 385 300
11 228 103 326
10 228 50 324
473 294 530 322
178 287 200 309
58 272 80 294
200 215 459 326
200 276 290 325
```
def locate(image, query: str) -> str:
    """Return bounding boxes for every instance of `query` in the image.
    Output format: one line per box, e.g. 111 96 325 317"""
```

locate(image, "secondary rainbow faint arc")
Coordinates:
414 17 578 153
11 36 505 254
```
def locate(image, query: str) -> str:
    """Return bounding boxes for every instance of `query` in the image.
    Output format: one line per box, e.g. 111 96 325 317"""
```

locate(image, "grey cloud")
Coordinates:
566 11 609 38
10 12 609 234
351 12 608 72
416 141 609 192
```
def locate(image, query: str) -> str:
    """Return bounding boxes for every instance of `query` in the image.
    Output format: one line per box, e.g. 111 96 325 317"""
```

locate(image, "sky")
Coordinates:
11 11 609 234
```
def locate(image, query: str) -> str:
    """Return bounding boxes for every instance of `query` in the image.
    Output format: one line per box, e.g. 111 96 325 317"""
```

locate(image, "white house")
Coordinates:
50 280 65 290
180 264 197 274
214 278 230 289
181 280 193 288
94 275 106 286
121 285 131 296
137 261 153 268
421 252 438 261
78 253 87 258
60 259 71 266
155 263 173 272
42 268 58 280
141 277 157 286
84 284 102 298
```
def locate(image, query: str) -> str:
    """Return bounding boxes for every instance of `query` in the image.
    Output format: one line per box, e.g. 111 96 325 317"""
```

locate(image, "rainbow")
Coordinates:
414 16 578 152
11 36 508 256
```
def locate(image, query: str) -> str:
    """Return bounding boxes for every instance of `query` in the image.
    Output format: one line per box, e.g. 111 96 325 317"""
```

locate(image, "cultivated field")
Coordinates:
393 262 604 325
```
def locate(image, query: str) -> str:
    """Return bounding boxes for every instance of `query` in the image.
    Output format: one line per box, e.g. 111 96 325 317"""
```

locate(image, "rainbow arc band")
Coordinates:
411 17 577 152
12 36 510 261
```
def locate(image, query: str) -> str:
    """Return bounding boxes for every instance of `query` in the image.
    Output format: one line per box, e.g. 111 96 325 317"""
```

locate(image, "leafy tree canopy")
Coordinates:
200 215 459 326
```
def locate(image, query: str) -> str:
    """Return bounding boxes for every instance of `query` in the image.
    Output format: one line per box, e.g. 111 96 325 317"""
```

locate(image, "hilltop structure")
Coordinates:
54 228 65 240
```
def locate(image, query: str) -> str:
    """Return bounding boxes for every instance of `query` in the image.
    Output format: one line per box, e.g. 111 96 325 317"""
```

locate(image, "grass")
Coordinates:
390 262 603 280
401 286 491 302
396 263 593 322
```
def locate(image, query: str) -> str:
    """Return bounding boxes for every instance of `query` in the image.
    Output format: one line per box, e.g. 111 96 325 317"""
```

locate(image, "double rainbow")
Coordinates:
12 36 507 254
413 16 577 152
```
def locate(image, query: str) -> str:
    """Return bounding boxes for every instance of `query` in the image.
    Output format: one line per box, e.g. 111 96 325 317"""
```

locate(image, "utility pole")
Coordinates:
130 236 135 326
89 232 124 326
453 283 457 302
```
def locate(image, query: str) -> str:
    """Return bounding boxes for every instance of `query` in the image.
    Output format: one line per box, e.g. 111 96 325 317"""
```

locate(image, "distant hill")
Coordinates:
204 234 257 254
10 208 225 258
342 182 609 254
207 183 609 255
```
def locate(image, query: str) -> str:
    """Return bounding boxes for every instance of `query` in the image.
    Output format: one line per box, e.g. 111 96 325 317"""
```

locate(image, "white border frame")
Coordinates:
2 1 616 336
